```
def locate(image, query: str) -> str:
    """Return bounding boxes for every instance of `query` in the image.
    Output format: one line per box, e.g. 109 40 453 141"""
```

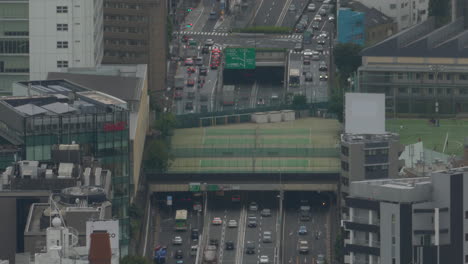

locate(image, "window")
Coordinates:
57 24 68 31
437 74 443 80
437 89 444 95
416 73 421 79
398 73 403 79
57 60 69 68
341 146 349 156
390 3 396 9
461 74 468 80
401 3 404 8
56 41 68 48
446 74 451 80
398 87 408 94
341 161 349 171
428 73 434 80
427 88 433 94
56 6 68 13
446 89 451 95
401 15 409 21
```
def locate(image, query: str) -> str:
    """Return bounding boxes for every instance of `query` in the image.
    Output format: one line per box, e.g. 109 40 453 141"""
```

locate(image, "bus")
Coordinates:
289 69 300 87
303 29 313 44
175 209 188 231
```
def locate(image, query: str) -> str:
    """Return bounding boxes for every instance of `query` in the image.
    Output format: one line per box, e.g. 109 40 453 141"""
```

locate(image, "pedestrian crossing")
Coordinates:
289 50 330 55
279 34 303 39
176 31 230 37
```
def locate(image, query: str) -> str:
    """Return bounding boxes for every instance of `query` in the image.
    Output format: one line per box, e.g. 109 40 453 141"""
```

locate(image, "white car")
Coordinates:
324 0 332 4
328 15 335 22
205 39 214 46
314 15 322 22
212 217 223 225
172 236 183 245
259 255 269 263
228 219 238 228
303 49 313 56
307 3 316 11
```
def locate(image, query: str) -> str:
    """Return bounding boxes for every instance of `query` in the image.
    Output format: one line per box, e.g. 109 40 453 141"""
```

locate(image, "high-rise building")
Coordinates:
452 0 468 27
102 0 166 91
0 0 30 95
29 0 104 80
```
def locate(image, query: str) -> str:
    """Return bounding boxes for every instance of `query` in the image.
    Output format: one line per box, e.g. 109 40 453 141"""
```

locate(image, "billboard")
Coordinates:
86 220 120 253
225 48 256 69
345 93 385 134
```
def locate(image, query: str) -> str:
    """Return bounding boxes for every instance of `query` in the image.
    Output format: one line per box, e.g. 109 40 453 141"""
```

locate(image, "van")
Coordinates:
190 245 198 256
209 11 217 20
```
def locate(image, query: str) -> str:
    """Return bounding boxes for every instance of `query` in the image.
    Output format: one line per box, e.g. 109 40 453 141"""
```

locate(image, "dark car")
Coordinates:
195 57 203 66
210 63 218 69
303 57 311 65
312 21 320 29
191 228 199 240
202 46 209 54
319 8 327 16
175 249 183 259
186 78 195 86
199 66 207 76
316 45 324 53
225 241 235 250
182 35 190 43
319 62 328 71
317 38 326 45
246 242 255 254
294 43 303 52
209 239 219 246
305 73 313 82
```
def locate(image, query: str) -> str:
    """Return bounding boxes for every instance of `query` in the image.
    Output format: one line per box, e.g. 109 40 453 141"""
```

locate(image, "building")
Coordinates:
47 64 150 198
355 0 428 31
0 81 131 254
29 0 104 81
102 0 166 92
343 168 468 264
339 1 396 46
0 0 29 95
451 0 468 27
357 17 468 115
340 133 404 216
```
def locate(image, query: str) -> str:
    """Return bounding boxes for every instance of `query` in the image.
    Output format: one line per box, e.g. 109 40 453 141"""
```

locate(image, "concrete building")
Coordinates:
0 81 131 254
339 1 397 46
102 0 166 92
355 0 428 31
47 64 150 199
0 0 29 95
29 0 104 81
343 168 468 264
357 17 468 115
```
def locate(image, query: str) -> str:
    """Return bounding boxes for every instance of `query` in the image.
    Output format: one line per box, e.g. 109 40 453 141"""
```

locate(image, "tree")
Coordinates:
144 139 173 173
334 43 362 81
154 113 178 138
121 255 149 264
292 94 307 109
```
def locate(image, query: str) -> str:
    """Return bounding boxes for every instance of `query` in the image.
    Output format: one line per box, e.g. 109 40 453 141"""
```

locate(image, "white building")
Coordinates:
29 0 103 80
354 0 428 31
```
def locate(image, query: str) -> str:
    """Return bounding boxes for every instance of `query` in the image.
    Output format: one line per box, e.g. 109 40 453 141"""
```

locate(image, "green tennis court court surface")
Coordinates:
203 137 311 145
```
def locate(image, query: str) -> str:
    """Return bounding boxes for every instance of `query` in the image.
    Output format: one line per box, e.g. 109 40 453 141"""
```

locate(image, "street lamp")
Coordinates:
428 64 445 123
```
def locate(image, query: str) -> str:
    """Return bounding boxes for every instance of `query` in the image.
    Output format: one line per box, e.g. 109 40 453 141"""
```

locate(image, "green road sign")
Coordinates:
189 183 201 192
225 48 256 69
207 184 219 191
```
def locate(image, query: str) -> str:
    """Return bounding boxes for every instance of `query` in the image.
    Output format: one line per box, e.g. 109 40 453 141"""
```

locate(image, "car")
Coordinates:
307 3 316 11
329 15 335 22
312 54 320 61
176 260 184 264
317 254 325 264
312 21 320 29
257 98 265 105
319 62 328 71
209 239 219 246
225 241 234 250
320 31 329 38
185 101 194 111
191 228 199 240
288 4 296 11
322 4 330 10
298 225 308 235
303 57 311 65
186 67 196 74
186 79 195 86
175 249 183 259
195 57 203 66
303 49 313 56
295 23 306 33
305 73 313 82
212 217 222 225
261 208 271 216
190 245 198 256
301 15 309 23
317 38 326 45
319 9 327 16
298 240 309 253
228 219 238 228
249 202 258 211
323 0 332 4
212 48 221 54
314 15 322 22
174 91 183 100
202 46 209 54
320 74 328 81
248 216 257 227
232 194 241 202
210 63 218 69
294 43 303 52
316 45 324 53
259 255 269 263
262 231 272 243
173 236 183 245
182 35 190 43
246 241 255 254
205 39 215 46
184 58 194 66
199 66 207 76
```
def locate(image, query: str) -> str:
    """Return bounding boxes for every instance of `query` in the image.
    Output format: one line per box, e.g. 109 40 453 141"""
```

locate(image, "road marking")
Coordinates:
192 6 205 29
277 0 294 26
252 0 266 25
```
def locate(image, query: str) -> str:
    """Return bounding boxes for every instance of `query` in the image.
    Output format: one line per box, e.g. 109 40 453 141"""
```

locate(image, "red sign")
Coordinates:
103 121 126 132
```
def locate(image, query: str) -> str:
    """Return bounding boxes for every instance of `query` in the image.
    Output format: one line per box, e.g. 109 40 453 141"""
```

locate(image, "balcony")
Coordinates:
345 243 380 256
104 31 148 40
344 221 380 234
104 19 148 27
104 43 148 52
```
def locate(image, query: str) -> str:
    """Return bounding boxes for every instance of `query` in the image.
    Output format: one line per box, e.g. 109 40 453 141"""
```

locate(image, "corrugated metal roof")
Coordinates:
41 102 77 114
14 104 48 116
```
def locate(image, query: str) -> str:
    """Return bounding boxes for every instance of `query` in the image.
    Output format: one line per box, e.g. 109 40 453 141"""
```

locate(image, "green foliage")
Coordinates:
428 0 450 27
328 75 345 123
334 231 344 263
128 203 144 239
235 26 292 34
166 16 173 42
129 203 143 218
292 94 308 110
155 113 178 138
144 139 173 173
121 255 149 264
334 43 362 80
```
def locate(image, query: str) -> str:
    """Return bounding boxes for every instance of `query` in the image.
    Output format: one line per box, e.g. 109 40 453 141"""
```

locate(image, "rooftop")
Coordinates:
361 17 468 58
341 0 394 28
341 132 400 143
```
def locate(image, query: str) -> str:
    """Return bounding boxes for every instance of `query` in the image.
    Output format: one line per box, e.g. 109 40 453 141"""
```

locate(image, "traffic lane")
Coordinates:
284 206 312 264
309 206 328 258
257 207 278 264
221 205 243 264
252 0 280 26
242 209 261 264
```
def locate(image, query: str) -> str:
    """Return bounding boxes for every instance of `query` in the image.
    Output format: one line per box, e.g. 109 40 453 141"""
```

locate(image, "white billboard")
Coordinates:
345 93 385 134
86 220 120 251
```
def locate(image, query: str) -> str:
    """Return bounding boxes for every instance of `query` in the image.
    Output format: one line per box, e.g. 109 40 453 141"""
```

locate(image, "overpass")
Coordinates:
147 172 339 192
255 51 286 67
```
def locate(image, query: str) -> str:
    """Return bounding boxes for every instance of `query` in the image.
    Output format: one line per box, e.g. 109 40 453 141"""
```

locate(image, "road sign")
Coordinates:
225 48 256 69
207 184 219 191
167 195 172 206
189 183 201 192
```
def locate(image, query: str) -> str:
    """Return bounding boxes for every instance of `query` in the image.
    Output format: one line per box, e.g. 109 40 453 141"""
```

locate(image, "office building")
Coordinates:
0 0 29 95
343 168 468 264
0 81 131 254
451 0 467 27
358 17 468 115
339 1 396 46
103 0 166 91
29 0 104 80
355 0 428 31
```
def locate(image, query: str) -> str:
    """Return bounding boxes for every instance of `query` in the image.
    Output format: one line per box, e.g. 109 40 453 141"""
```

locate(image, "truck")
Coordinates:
203 245 217 263
153 246 167 264
222 85 235 106
299 200 311 221
175 75 185 90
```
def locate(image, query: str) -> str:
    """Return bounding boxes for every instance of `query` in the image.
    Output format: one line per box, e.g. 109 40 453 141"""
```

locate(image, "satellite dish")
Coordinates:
52 217 62 227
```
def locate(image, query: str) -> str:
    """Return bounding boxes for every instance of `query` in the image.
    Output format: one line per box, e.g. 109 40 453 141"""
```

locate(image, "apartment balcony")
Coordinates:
345 241 380 256
104 19 148 27
344 221 380 234
104 31 148 40
104 43 148 52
